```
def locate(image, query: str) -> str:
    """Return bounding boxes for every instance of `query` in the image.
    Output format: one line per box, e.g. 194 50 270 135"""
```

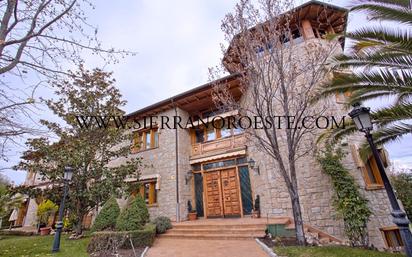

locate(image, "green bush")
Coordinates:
36 200 58 225
152 216 172 234
91 197 120 231
318 147 371 247
116 195 149 231
87 223 156 253
391 172 412 219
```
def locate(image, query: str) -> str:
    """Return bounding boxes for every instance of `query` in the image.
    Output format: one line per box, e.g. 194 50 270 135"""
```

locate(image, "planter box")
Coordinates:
188 212 197 221
40 227 51 236
252 210 260 218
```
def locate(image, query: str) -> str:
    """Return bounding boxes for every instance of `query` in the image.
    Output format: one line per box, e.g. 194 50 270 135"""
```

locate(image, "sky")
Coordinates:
1 0 411 184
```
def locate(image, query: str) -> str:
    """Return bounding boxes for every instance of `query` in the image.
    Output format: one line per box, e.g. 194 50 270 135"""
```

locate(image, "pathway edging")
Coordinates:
141 246 149 257
255 238 278 257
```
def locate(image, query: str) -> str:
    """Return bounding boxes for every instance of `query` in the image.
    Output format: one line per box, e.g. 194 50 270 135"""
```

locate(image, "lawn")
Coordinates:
0 234 90 257
274 246 404 257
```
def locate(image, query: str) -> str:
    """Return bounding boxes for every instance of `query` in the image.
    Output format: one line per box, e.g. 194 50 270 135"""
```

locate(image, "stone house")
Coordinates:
18 1 404 251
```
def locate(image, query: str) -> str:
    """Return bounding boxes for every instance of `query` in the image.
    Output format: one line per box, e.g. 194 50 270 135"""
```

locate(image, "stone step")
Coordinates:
167 228 265 235
172 224 267 230
160 233 265 240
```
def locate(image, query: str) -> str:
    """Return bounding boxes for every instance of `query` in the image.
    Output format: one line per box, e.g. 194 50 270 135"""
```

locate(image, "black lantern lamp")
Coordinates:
63 167 73 181
52 166 73 253
248 158 260 175
348 104 373 133
349 104 412 257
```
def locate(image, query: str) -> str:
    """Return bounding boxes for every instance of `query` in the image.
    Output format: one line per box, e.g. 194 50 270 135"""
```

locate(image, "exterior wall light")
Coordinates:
185 171 193 185
248 158 260 175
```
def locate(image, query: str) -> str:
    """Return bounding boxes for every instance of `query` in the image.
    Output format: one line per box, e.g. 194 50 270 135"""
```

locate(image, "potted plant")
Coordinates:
252 195 261 218
36 200 58 235
187 200 197 221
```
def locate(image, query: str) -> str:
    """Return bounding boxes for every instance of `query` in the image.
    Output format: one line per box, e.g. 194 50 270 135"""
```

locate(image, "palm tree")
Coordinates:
318 0 412 154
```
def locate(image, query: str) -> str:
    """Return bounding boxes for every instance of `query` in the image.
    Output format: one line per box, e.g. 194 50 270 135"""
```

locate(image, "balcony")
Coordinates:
190 133 246 158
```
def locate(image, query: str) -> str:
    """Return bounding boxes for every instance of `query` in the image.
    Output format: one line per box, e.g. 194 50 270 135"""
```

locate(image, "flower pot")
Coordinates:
252 210 261 218
188 212 197 221
40 227 51 235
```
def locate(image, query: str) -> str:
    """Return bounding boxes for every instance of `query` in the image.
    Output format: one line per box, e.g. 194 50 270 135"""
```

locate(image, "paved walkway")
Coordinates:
145 238 268 257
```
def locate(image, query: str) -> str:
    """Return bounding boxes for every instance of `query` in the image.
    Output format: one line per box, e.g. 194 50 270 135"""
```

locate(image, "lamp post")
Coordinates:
52 167 73 253
349 104 412 257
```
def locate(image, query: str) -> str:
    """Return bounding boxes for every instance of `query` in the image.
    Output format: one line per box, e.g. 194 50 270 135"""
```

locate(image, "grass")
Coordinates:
0 234 90 257
274 246 404 257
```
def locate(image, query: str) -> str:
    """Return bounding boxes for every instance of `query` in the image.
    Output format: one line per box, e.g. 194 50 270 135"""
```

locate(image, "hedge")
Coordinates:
116 195 149 231
87 223 156 254
91 197 120 232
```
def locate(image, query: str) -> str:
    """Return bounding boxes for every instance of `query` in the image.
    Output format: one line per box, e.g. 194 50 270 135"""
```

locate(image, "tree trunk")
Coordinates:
290 192 306 245
74 201 84 236
74 217 83 236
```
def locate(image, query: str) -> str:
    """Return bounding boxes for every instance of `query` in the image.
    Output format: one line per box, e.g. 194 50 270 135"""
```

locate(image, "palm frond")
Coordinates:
372 103 412 126
347 90 398 106
346 27 412 52
356 0 410 8
316 120 358 145
334 52 412 70
359 123 412 158
318 70 412 99
351 3 412 25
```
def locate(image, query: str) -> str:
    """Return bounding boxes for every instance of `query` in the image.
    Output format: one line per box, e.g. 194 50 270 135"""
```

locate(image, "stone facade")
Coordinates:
18 2 397 251
109 108 193 222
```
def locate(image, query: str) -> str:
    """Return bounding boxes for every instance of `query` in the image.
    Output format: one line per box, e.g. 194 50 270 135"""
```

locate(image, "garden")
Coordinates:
0 195 172 257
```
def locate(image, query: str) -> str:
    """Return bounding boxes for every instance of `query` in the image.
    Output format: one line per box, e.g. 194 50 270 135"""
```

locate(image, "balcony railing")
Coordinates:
191 133 246 157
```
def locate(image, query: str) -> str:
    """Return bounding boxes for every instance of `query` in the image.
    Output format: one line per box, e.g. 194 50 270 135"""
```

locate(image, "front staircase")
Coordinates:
161 222 266 240
161 217 343 244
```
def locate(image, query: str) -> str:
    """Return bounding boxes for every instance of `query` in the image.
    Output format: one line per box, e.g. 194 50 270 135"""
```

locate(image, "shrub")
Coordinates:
317 147 371 247
87 223 156 253
116 195 149 231
91 197 120 231
36 200 58 225
152 216 172 234
391 172 412 219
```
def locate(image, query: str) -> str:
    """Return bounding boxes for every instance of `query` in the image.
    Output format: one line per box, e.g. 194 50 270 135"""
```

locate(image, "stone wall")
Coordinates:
23 199 38 227
111 107 193 222
237 38 393 249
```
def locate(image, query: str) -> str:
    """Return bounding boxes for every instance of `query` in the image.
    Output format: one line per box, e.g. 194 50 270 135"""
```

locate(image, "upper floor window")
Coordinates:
220 121 231 138
131 128 159 153
335 90 352 104
190 118 244 144
194 128 205 143
233 126 244 135
206 124 216 141
313 27 327 39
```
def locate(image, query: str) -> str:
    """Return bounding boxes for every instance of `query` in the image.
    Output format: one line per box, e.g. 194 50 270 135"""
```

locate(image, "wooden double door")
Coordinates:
204 168 242 218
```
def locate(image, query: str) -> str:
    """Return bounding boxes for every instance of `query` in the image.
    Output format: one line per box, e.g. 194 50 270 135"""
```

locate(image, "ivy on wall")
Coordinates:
317 147 372 247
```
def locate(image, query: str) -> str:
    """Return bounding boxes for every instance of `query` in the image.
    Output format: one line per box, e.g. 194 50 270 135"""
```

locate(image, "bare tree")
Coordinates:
211 0 343 245
0 0 134 159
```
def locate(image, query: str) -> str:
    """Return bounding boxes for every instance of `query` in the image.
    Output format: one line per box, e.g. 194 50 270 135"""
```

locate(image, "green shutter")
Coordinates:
239 166 253 215
194 173 204 217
